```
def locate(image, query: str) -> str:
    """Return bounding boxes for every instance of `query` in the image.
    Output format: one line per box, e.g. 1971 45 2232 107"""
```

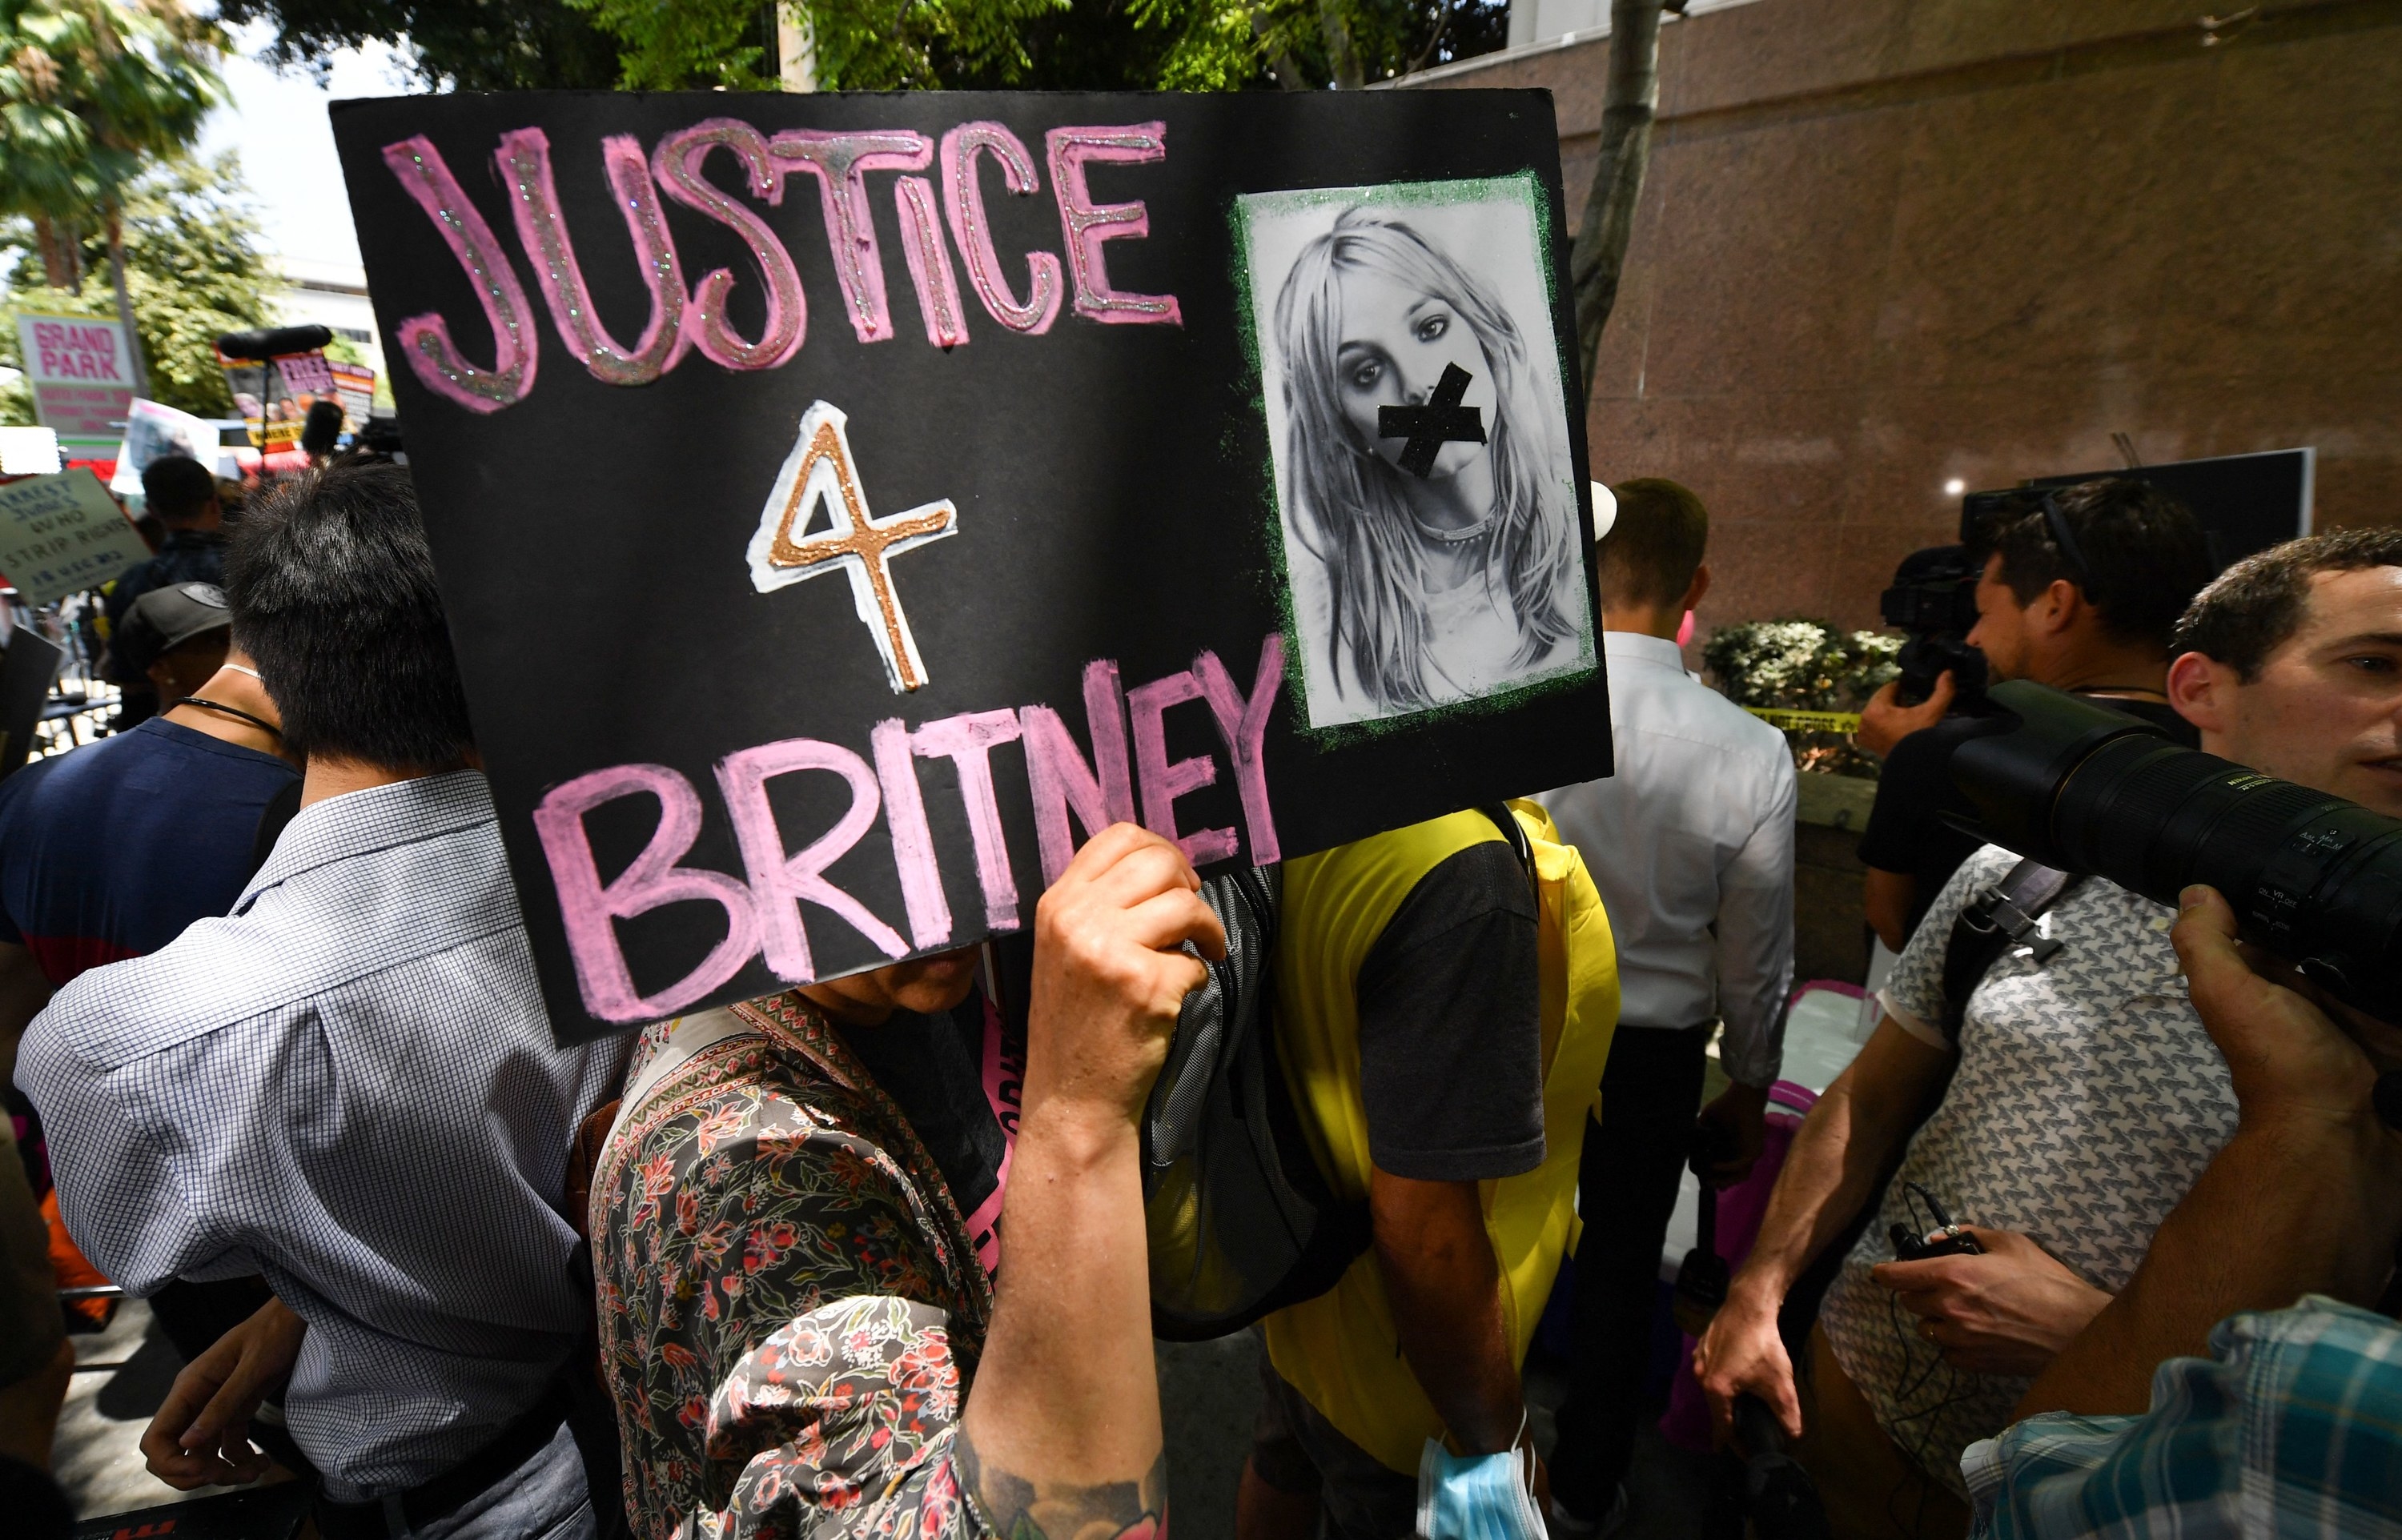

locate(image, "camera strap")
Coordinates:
1940 857 2084 1044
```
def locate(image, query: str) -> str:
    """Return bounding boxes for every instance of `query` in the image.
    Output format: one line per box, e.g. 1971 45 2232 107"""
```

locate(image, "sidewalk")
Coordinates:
52 1297 235 1517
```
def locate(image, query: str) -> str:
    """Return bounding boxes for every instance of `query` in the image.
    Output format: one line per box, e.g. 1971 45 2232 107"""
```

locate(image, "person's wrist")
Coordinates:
2234 1098 2402 1176
1018 1091 1141 1172
1723 1267 1789 1317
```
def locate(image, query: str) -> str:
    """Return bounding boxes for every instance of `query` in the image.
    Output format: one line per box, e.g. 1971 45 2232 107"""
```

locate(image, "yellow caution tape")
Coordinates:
1742 706 1863 734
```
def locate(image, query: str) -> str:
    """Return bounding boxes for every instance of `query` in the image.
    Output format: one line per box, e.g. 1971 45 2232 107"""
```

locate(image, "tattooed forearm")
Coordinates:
954 1430 1169 1540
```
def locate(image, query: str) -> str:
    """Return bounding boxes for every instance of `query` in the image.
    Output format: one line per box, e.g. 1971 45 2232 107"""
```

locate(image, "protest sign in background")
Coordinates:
333 90 1612 1044
110 399 231 496
0 469 148 607
15 313 135 449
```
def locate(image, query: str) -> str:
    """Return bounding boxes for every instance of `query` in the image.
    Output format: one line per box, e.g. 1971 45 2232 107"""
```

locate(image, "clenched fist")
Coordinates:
1024 823 1227 1134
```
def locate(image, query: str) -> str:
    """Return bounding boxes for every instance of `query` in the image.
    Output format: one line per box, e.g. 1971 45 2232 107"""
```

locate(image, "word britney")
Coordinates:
384 118 1183 415
536 636 1283 1022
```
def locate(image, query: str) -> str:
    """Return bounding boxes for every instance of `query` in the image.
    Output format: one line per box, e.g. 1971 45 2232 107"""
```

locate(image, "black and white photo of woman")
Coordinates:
1263 198 1591 725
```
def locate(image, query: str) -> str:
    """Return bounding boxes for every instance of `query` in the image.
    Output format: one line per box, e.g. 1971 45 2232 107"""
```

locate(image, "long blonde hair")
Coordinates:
1275 207 1577 714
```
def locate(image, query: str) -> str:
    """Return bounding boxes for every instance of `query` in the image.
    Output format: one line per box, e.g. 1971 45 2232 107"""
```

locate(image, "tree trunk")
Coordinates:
32 212 80 291
1254 10 1308 90
1319 0 1364 88
778 1 816 90
104 205 151 401
1569 0 1665 407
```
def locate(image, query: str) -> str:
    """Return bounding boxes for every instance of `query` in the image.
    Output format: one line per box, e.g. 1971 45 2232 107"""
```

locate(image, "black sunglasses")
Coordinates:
2040 493 2095 592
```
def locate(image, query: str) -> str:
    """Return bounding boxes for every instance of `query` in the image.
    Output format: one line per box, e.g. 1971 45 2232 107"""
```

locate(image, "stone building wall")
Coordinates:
1404 0 2402 640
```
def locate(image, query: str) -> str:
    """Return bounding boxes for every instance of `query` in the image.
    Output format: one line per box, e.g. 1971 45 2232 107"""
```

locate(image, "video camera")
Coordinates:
1877 490 2037 708
1950 681 2402 1033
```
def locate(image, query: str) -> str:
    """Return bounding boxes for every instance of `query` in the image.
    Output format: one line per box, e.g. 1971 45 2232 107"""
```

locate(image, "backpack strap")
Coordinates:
1938 858 2083 1043
1478 804 1535 892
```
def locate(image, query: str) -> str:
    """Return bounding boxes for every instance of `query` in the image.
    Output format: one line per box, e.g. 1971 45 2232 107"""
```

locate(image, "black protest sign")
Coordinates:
331 90 1612 1044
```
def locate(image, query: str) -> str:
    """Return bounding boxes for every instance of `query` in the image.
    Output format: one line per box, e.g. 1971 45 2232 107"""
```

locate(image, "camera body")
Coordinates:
1878 490 2038 708
1879 544 1988 708
1890 1222 1983 1261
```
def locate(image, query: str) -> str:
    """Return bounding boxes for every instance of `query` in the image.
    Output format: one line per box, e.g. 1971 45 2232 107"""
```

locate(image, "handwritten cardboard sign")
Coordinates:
332 90 1613 1044
0 468 148 607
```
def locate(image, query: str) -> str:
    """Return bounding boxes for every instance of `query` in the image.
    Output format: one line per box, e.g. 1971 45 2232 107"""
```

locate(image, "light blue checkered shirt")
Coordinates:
18 771 629 1499
1966 1297 2402 1538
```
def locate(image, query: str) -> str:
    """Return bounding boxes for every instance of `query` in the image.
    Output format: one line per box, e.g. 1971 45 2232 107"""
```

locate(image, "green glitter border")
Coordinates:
1228 171 1600 748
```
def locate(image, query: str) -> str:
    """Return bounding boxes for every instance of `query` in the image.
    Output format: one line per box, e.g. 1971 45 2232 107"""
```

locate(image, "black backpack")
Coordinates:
1140 808 1533 1341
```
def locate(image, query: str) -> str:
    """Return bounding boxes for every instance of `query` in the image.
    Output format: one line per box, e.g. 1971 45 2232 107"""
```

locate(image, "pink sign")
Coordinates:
14 314 134 438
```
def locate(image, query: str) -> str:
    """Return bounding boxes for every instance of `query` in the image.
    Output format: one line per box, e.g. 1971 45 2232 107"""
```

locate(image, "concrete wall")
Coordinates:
1410 0 2402 638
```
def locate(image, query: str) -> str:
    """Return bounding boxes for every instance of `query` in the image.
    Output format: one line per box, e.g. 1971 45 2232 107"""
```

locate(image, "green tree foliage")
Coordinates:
1703 618 1900 777
1136 0 1508 90
1 152 275 420
209 0 1508 93
211 0 621 90
562 0 1086 90
0 0 225 399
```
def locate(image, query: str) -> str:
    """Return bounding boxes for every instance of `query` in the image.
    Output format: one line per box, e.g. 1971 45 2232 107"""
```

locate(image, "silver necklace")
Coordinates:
1410 510 1494 545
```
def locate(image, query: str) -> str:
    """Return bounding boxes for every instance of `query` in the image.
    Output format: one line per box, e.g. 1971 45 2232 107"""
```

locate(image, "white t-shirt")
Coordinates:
1818 844 2239 1497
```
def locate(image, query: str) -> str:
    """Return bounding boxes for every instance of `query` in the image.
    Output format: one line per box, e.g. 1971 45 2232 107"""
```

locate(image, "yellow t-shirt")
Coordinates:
1262 804 1618 1473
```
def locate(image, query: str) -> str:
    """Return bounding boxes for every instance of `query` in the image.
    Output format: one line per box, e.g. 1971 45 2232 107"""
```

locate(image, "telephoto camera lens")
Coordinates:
1950 682 2402 1022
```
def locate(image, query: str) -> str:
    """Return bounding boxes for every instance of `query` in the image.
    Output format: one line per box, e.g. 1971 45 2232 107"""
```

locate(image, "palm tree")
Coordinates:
0 0 223 397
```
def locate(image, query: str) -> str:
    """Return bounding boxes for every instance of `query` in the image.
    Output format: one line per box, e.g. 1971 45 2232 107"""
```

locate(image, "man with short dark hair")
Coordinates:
1960 534 2402 1531
103 455 231 727
1540 478 1795 1535
18 460 629 1538
113 583 234 710
1856 479 2215 949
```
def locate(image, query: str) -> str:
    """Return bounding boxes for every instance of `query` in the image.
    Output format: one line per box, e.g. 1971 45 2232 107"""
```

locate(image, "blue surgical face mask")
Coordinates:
1415 1430 1545 1540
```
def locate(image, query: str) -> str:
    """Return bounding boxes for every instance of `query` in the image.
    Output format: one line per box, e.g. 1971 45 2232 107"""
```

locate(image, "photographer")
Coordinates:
1854 479 2214 948
1963 883 2402 1536
1693 492 2233 1537
1990 527 2402 1427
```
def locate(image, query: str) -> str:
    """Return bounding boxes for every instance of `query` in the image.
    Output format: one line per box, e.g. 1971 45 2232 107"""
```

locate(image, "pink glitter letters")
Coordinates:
496 128 687 386
717 737 909 982
380 134 540 413
652 119 807 370
532 764 760 1022
769 130 933 345
1042 124 1183 327
938 123 1064 335
893 176 970 349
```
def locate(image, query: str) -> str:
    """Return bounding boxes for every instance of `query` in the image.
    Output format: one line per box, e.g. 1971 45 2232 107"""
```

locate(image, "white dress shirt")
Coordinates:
1542 630 1797 1088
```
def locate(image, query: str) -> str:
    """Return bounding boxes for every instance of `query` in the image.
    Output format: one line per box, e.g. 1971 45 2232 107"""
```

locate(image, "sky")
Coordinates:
195 23 416 274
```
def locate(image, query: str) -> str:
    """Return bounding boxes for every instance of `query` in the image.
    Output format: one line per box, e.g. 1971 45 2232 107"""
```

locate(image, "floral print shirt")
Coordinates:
590 990 998 1540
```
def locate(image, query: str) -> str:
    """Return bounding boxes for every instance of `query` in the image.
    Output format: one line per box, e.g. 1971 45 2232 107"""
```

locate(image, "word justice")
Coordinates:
383 118 1185 415
536 635 1285 1023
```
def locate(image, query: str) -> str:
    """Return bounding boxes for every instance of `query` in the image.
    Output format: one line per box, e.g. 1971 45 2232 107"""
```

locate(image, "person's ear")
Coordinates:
2034 579 2083 637
2166 651 2231 734
1680 562 1713 614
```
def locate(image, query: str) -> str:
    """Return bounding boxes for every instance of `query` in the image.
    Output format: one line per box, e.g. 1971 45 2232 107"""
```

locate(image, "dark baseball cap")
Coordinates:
115 582 231 675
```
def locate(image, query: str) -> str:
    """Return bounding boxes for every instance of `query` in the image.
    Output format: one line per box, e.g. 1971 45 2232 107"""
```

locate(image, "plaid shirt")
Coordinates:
1966 1297 2402 1538
17 771 629 1500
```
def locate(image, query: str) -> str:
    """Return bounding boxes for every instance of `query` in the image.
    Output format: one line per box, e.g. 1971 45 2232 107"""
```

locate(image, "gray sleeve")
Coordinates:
1878 845 2014 1048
